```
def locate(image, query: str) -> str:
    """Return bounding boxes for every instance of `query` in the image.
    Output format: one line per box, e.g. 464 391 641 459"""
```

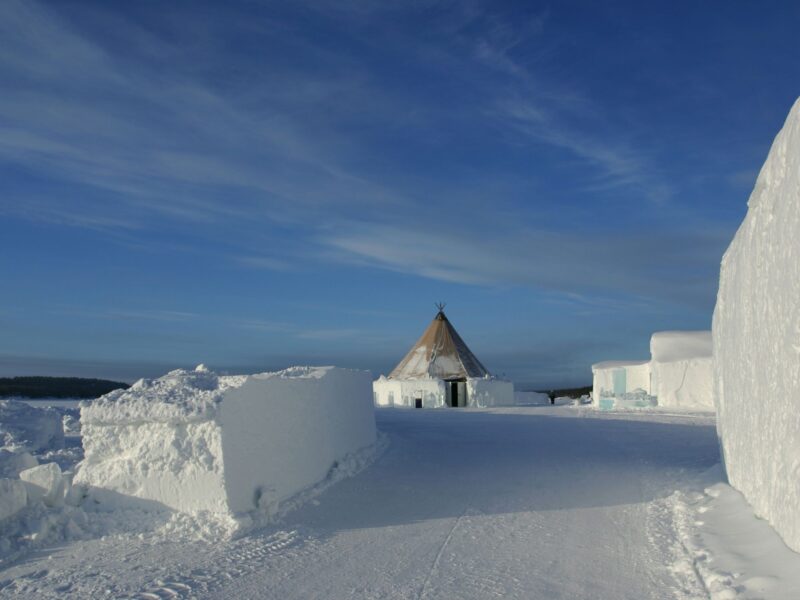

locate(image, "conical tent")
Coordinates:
389 309 490 380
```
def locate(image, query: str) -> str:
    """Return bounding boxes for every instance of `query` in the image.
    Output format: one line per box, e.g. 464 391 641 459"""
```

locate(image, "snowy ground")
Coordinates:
1 406 798 599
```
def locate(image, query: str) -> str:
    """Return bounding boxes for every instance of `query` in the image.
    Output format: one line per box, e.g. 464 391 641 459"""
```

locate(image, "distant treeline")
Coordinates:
539 385 592 399
0 376 130 399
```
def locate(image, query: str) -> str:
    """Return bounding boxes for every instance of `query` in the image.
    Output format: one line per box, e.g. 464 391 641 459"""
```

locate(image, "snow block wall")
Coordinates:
713 98 800 552
466 379 514 407
650 331 714 410
76 366 376 519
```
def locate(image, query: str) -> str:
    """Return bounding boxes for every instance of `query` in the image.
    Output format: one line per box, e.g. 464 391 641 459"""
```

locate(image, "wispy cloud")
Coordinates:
325 222 730 307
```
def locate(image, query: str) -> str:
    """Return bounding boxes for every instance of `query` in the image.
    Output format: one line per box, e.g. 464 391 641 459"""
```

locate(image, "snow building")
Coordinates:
713 97 800 552
592 331 713 410
373 307 513 408
591 360 654 410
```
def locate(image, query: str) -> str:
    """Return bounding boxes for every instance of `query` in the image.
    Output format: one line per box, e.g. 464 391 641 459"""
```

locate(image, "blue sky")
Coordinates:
1 0 798 388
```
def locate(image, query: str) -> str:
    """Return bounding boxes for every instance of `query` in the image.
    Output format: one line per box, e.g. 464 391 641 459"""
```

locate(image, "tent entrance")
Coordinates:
446 380 467 407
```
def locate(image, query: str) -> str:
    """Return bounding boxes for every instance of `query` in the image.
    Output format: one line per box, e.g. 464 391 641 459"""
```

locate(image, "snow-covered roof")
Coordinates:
591 359 650 371
389 309 490 380
650 331 712 363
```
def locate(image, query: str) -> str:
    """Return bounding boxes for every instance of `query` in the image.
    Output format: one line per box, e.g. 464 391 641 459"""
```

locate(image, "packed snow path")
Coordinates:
0 407 721 599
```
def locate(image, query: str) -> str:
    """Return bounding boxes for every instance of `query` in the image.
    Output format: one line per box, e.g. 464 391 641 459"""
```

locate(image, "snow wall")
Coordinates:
76 366 376 518
650 331 714 410
373 378 445 408
373 377 513 408
466 379 514 407
713 97 800 552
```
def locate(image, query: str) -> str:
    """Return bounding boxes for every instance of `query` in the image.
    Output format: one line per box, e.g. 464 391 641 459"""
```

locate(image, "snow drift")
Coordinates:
75 365 377 524
713 98 800 552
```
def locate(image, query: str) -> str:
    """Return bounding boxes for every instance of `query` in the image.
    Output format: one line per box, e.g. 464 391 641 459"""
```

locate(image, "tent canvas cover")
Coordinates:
388 309 489 380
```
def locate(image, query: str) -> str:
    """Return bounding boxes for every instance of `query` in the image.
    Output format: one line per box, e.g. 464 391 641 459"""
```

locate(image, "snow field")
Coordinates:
75 365 377 530
713 97 800 552
0 407 725 599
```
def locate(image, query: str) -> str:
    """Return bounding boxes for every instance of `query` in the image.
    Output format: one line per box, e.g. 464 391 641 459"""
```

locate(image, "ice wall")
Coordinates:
713 98 800 552
76 366 376 519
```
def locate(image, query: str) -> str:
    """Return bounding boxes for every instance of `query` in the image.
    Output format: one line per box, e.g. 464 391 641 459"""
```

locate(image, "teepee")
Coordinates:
389 307 490 380
373 305 513 409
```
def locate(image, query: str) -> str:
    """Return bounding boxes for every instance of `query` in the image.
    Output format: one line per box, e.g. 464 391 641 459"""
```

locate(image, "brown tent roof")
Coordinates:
388 309 490 380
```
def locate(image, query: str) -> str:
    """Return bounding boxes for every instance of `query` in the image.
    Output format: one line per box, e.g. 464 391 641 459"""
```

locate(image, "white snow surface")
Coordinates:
713 97 800 553
76 365 377 529
10 406 798 599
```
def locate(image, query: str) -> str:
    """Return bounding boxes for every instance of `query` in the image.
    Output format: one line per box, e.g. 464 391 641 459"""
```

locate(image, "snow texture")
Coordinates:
76 365 377 527
651 358 713 409
19 462 66 507
0 407 728 599
713 97 800 553
0 400 64 453
0 479 27 522
0 450 37 479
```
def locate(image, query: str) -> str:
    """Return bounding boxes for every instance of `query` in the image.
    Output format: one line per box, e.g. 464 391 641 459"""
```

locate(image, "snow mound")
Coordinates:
75 365 377 534
83 368 247 425
0 400 64 452
713 97 800 552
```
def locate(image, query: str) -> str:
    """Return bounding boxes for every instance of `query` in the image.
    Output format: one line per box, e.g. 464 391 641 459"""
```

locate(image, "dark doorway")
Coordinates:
448 381 466 407
415 397 422 409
